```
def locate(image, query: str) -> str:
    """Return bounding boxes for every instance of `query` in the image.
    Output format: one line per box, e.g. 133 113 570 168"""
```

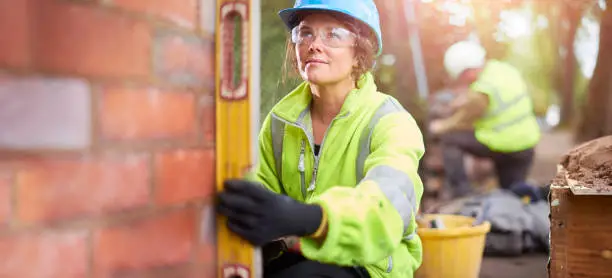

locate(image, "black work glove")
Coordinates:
216 179 323 246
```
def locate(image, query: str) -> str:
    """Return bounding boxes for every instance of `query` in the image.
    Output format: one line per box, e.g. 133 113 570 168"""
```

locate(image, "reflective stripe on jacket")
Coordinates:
253 73 425 278
471 60 541 152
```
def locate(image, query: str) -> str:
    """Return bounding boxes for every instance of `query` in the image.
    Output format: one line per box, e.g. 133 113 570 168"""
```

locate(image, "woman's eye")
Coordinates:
300 30 313 38
330 28 350 40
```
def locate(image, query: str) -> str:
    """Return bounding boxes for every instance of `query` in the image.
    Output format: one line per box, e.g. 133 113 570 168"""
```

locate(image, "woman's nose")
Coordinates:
308 35 324 52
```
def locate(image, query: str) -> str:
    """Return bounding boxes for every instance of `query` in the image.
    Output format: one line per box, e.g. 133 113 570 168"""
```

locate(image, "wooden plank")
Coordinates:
569 186 612 196
564 194 612 277
549 183 612 278
215 1 262 277
549 185 570 278
565 170 612 196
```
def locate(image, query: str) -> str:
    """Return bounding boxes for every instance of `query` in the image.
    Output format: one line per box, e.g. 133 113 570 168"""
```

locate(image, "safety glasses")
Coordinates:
291 26 356 48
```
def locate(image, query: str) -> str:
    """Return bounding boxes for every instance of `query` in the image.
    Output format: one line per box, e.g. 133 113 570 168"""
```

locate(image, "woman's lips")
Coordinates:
305 59 328 65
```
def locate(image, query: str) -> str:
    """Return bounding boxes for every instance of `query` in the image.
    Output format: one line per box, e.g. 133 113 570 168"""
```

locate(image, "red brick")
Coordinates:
196 264 216 278
35 2 151 78
15 155 150 224
197 243 215 265
99 87 197 141
153 31 214 87
0 0 30 68
112 0 198 29
0 76 92 150
0 174 11 225
93 209 197 274
200 95 215 144
0 230 89 278
94 264 194 278
154 149 215 205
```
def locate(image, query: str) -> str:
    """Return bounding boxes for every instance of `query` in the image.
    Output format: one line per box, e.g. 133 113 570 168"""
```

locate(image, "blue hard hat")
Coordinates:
279 0 383 55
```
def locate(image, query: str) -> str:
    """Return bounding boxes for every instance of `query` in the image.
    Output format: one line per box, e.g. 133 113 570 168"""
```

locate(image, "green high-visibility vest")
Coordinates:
471 60 541 153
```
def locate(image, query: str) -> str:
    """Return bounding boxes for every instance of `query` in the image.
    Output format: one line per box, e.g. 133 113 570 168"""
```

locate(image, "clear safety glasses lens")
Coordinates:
291 26 356 48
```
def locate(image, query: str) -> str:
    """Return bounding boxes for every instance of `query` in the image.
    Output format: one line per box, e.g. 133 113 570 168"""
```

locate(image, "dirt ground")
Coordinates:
478 130 574 278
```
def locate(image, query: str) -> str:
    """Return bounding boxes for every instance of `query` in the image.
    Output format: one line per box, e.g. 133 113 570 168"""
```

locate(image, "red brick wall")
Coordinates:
0 0 216 277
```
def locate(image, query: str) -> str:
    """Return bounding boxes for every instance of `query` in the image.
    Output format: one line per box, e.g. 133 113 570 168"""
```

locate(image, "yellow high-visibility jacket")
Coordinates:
253 72 425 278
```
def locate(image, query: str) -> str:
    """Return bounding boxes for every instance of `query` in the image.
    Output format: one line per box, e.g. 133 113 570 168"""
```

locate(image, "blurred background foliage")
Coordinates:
259 0 610 142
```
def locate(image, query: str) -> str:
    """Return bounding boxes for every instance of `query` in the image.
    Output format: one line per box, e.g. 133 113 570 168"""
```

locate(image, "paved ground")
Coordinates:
480 255 548 278
528 130 575 185
478 130 574 278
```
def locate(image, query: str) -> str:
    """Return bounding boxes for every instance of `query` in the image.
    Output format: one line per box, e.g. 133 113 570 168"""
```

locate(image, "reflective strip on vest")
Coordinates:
269 97 417 239
362 165 416 233
270 116 285 181
355 97 405 181
487 91 529 118
479 81 531 132
355 98 418 240
493 112 532 132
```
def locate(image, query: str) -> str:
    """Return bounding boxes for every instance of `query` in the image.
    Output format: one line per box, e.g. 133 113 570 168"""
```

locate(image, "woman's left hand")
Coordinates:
216 179 323 246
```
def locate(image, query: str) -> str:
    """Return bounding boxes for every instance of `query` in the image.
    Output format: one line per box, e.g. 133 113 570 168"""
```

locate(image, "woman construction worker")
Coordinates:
429 40 541 198
216 0 426 277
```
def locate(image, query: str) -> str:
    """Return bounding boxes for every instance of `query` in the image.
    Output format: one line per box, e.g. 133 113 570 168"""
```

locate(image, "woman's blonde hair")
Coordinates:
282 12 378 86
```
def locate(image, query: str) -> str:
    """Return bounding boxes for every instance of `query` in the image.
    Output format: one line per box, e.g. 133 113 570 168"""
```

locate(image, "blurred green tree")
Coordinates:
259 0 300 122
576 0 612 141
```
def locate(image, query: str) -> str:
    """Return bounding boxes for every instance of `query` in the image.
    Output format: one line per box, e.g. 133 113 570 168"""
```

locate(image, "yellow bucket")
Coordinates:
416 214 491 278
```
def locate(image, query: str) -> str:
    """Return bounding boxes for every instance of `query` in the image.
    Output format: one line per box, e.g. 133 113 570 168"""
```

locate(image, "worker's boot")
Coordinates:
441 145 474 199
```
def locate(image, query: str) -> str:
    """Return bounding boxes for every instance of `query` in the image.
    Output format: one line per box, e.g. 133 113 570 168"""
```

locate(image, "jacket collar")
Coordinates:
271 72 378 124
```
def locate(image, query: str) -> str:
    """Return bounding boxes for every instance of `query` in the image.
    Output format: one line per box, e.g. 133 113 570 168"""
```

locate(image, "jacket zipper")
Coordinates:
271 112 349 197
297 140 307 199
271 113 314 199
307 113 350 192
308 154 319 192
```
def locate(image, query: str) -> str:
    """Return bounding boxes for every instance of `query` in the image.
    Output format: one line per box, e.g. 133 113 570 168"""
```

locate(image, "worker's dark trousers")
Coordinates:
440 131 535 197
264 252 369 278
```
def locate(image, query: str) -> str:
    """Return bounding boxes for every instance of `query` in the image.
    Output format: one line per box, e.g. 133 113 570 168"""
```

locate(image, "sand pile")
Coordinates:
559 135 612 188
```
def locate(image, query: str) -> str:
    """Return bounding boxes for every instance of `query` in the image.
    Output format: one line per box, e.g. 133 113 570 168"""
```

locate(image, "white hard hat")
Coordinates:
443 40 486 80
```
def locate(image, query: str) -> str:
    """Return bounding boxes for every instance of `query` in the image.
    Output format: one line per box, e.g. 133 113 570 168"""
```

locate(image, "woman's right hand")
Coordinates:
216 179 324 246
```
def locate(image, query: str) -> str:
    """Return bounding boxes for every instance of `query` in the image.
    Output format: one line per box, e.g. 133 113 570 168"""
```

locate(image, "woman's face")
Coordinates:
294 13 357 86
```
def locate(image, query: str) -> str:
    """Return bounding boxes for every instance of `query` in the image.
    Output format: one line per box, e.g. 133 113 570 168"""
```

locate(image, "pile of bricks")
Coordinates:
0 0 216 277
